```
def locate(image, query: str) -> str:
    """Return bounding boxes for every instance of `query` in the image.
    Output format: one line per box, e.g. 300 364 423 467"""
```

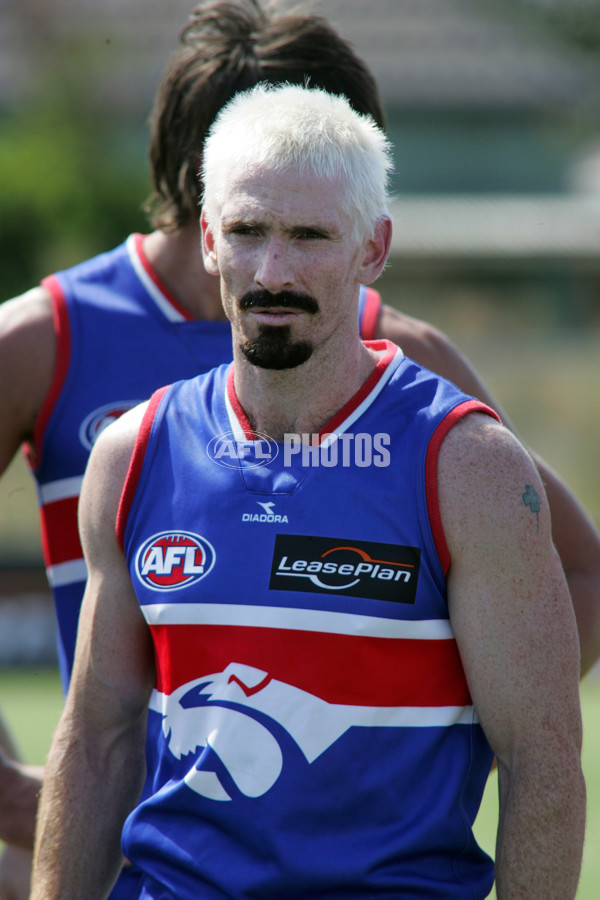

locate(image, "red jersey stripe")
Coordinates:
117 386 170 552
39 496 81 566
150 623 472 707
359 287 382 341
132 234 193 322
226 365 255 439
320 340 396 438
28 276 72 470
425 399 501 575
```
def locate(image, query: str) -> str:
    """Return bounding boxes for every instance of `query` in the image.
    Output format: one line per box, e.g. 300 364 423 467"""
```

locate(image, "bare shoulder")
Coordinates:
437 413 547 558
0 286 55 358
79 402 149 541
376 305 460 367
0 285 56 462
74 399 156 718
439 412 531 486
376 305 501 407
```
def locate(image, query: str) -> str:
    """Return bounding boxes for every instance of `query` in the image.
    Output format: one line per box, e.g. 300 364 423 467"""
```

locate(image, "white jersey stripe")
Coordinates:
149 687 476 728
39 476 83 504
141 602 454 640
47 558 88 588
321 348 404 446
126 234 186 324
224 384 248 442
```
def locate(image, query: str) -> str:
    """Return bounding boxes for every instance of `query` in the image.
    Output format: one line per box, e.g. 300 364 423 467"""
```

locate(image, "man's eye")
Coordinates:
296 230 327 240
227 224 260 236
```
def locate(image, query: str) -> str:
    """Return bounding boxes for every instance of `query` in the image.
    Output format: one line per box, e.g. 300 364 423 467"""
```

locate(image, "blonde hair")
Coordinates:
146 0 386 230
201 83 393 240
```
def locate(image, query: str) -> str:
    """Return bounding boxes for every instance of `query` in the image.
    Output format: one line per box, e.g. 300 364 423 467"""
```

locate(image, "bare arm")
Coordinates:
377 305 600 674
0 287 56 468
439 414 585 898
0 288 56 849
0 711 42 849
30 406 155 900
0 751 42 849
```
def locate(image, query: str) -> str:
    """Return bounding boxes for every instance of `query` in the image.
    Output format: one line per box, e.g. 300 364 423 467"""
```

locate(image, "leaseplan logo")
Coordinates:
135 531 215 592
269 534 420 603
79 400 141 450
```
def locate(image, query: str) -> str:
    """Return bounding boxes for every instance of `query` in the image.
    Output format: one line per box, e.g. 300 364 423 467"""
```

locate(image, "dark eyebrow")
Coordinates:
284 224 339 240
221 217 261 233
220 217 341 240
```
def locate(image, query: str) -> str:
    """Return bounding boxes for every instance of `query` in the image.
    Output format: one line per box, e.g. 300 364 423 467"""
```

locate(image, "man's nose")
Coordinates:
254 237 294 293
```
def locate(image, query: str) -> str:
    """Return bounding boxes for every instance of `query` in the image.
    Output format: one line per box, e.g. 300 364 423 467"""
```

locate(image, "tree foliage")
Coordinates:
0 37 151 300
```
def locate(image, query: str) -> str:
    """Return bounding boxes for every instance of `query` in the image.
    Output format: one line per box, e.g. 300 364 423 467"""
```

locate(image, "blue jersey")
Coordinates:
28 234 382 688
118 342 497 899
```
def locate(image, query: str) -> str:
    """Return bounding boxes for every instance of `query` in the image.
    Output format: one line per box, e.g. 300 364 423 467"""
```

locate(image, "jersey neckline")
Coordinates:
225 340 403 444
127 233 194 323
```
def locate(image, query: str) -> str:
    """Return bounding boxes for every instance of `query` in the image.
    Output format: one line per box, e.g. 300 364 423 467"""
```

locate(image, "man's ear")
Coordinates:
357 216 392 285
200 209 219 276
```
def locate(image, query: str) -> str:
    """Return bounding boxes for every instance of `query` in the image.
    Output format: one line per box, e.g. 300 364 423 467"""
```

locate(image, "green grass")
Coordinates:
1 666 600 896
0 667 62 762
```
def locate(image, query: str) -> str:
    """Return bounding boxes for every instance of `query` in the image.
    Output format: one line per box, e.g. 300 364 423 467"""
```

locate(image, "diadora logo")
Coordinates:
269 534 420 603
242 501 289 525
206 431 279 469
135 531 215 592
79 400 141 450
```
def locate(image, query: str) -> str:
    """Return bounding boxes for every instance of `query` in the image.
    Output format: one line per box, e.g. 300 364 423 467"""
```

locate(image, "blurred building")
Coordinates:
318 0 600 323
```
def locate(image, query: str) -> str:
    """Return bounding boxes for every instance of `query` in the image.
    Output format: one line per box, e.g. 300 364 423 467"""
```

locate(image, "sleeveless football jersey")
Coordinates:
27 233 382 687
117 341 498 899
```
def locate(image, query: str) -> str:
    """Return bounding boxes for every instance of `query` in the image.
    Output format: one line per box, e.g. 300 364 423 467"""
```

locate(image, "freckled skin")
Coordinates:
201 166 392 439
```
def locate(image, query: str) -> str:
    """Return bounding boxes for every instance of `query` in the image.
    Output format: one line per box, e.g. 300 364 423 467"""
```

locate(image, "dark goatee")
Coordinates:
239 289 317 369
240 326 313 370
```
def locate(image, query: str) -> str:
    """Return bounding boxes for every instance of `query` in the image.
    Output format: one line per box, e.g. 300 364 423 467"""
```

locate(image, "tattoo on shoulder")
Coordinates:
522 484 541 533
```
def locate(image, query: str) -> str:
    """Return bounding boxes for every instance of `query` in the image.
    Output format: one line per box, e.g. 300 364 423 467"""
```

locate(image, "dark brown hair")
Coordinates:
146 0 386 229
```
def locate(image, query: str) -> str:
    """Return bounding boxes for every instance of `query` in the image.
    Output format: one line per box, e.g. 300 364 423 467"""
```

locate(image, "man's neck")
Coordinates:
142 224 227 321
233 340 380 442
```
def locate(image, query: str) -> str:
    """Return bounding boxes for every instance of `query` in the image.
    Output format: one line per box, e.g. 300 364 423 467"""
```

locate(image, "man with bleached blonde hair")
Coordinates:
31 83 584 900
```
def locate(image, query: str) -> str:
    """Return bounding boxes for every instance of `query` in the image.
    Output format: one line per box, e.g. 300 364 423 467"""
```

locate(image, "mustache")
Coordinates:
239 290 319 315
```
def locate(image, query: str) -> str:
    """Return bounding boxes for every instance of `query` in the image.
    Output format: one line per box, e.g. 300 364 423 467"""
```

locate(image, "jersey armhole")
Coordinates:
26 275 72 470
116 386 170 552
425 400 501 576
358 287 382 341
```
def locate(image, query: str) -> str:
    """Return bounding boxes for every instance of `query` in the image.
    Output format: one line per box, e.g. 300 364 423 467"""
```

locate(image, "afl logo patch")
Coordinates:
135 531 216 592
79 401 141 450
206 430 279 469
